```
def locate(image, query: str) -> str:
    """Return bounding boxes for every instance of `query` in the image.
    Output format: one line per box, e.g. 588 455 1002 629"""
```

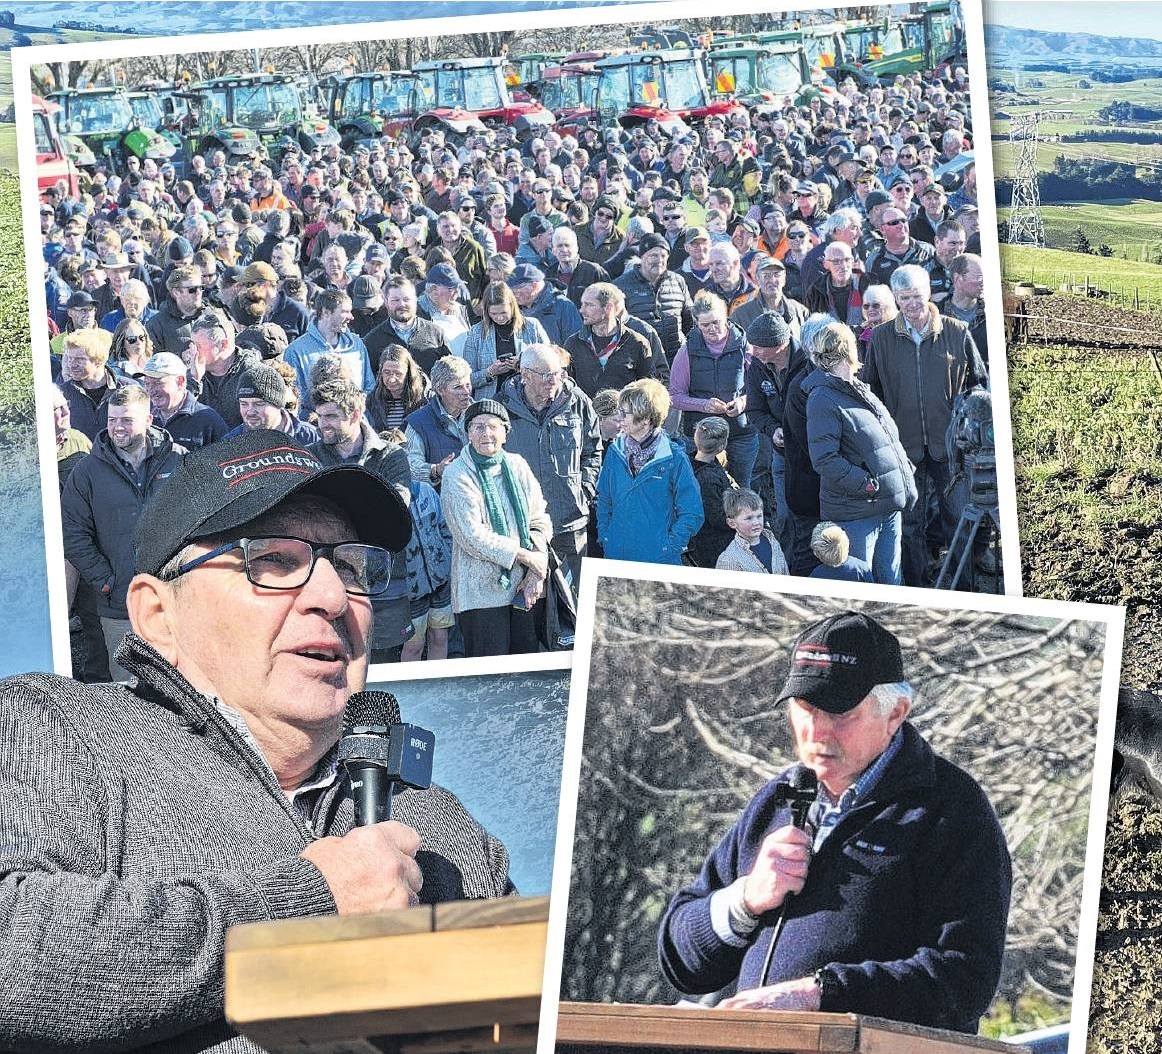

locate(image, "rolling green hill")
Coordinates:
1002 243 1162 308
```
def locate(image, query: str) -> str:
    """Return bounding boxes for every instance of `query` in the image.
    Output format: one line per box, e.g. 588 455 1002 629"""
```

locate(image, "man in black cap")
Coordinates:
658 611 1011 1033
2 428 514 1052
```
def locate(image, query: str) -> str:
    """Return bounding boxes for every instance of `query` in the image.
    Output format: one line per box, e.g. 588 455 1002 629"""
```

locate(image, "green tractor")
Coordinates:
830 2 966 87
707 42 825 108
192 73 341 159
325 71 424 149
46 86 176 171
126 90 182 154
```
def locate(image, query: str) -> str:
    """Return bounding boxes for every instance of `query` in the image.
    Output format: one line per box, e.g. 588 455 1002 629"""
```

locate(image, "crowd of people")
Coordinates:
40 51 989 676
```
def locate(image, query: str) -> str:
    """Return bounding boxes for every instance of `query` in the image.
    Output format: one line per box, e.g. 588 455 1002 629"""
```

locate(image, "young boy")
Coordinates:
809 521 875 582
690 416 737 568
715 487 789 574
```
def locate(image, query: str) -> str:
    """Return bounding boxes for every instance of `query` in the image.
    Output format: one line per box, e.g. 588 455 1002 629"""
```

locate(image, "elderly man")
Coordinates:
733 256 808 346
865 266 987 587
507 263 581 345
141 351 227 450
405 354 474 489
805 241 864 333
701 241 754 318
799 209 864 301
60 385 185 681
497 344 602 584
5 427 514 1052
545 225 609 308
658 611 1011 1033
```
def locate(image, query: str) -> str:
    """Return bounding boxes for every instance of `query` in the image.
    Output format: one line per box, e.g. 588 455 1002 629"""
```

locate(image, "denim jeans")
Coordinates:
788 510 820 576
838 511 903 585
725 431 761 491
770 448 791 557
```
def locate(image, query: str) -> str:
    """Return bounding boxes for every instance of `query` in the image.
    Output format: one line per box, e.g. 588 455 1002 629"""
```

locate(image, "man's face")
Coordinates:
639 246 670 284
512 281 540 309
61 346 104 384
824 245 854 285
385 283 417 326
708 247 738 286
579 289 612 329
52 391 71 445
169 278 204 316
953 259 984 300
144 372 186 415
756 265 786 299
67 304 97 331
437 376 473 417
935 228 967 267
161 501 372 744
321 301 354 333
437 216 462 247
521 355 565 407
240 397 282 430
788 692 909 797
323 250 346 281
895 282 931 328
762 209 787 239
316 401 362 447
881 209 910 251
686 236 710 267
389 199 410 223
552 233 578 268
106 400 152 454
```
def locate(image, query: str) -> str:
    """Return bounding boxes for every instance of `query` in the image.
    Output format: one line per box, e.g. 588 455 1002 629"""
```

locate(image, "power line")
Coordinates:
1008 110 1073 247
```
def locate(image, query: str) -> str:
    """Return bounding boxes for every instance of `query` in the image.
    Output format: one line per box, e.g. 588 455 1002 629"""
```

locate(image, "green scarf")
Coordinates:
469 447 532 587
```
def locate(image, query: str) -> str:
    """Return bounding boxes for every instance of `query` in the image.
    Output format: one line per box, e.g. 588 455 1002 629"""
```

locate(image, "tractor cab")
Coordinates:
412 57 554 135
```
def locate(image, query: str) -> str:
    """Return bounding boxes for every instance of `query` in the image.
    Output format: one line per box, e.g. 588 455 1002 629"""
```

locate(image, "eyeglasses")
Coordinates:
459 203 476 210
787 231 808 239
595 211 615 220
524 368 565 383
883 218 907 227
173 536 392 596
663 213 683 221
124 334 145 344
174 286 203 294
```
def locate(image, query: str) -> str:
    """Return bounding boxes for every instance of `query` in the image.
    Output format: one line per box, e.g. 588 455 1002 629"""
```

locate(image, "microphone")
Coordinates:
758 764 820 987
337 690 436 825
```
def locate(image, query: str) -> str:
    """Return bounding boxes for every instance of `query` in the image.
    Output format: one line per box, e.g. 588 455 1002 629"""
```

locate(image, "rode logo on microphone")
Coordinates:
410 737 428 752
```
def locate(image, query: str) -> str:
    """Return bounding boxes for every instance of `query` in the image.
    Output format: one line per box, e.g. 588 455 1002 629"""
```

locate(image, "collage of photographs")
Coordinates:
0 0 1158 1051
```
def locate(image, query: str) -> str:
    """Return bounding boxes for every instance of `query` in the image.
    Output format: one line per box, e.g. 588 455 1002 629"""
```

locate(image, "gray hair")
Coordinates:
626 215 655 239
799 312 834 359
824 208 862 238
890 264 931 297
869 681 914 716
430 354 472 389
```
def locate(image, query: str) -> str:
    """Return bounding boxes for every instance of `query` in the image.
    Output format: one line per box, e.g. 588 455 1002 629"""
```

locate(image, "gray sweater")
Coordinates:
0 634 513 1053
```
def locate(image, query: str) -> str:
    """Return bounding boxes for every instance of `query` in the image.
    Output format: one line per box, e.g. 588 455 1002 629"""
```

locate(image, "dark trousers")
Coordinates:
552 526 588 592
903 454 955 588
459 602 541 658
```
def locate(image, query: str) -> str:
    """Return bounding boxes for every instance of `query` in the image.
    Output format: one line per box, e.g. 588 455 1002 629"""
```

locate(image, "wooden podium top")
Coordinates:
225 895 548 1054
555 1003 1033 1054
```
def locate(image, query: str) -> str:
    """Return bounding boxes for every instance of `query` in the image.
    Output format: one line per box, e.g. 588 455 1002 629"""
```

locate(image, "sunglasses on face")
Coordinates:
883 218 907 226
788 231 808 239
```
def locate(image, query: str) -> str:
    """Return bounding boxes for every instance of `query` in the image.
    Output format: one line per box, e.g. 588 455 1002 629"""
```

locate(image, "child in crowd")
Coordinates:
809 521 875 582
689 416 737 568
715 487 788 574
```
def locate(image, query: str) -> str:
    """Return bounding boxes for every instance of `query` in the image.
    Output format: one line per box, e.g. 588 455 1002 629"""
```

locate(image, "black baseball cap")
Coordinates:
775 612 904 714
135 430 411 576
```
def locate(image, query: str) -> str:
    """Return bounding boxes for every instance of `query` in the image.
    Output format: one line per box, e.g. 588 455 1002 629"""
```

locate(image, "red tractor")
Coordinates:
593 49 746 133
531 52 607 135
412 56 555 137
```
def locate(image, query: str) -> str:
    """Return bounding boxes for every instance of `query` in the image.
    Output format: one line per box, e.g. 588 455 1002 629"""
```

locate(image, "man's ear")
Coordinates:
126 574 179 664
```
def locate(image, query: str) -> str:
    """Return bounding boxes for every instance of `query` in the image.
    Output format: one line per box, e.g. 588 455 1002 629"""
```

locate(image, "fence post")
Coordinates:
1136 286 1141 311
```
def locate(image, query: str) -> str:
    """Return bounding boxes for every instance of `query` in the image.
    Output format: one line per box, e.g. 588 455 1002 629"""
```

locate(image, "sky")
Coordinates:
986 0 1162 40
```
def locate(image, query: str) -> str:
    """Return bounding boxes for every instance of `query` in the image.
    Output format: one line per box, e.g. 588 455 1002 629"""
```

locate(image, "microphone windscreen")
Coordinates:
342 690 402 733
791 764 818 794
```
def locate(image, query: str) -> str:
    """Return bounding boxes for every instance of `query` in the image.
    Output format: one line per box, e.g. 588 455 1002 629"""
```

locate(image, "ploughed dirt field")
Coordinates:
1008 292 1162 1048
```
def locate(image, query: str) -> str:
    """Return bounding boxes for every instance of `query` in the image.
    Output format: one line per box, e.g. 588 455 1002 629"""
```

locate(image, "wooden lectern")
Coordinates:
555 1003 1033 1054
225 895 548 1054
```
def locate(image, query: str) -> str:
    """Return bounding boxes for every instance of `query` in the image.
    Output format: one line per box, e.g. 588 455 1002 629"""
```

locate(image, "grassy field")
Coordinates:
1000 243 1162 306
998 200 1162 261
0 170 31 424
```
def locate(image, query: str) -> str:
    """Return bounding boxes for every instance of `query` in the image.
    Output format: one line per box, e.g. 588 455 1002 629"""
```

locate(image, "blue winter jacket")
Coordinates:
596 432 704 565
803 369 917 522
